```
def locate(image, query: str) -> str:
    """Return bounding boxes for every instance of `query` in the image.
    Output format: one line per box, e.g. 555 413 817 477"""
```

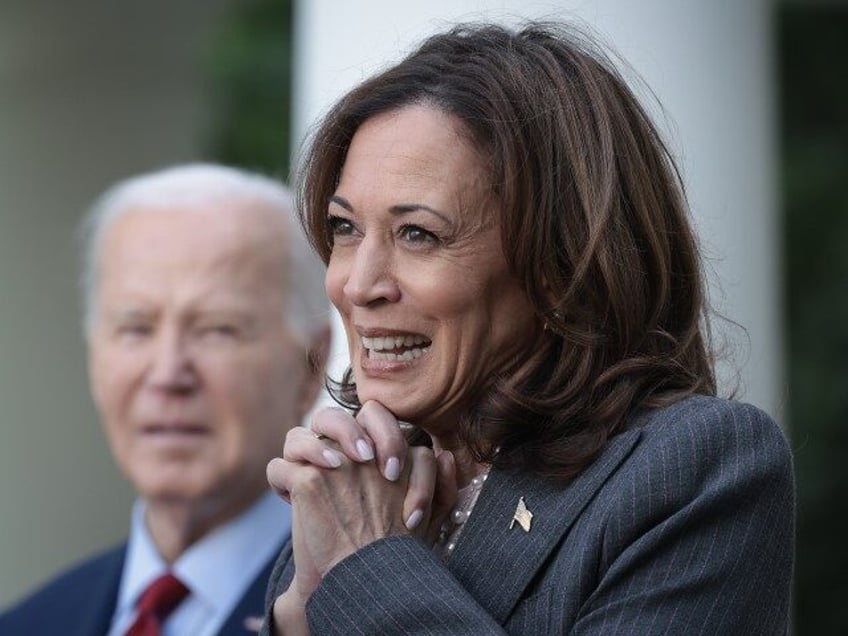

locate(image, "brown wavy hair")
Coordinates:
296 22 716 481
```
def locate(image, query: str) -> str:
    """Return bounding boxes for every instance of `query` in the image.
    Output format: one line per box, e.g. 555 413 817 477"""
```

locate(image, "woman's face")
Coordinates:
326 105 537 434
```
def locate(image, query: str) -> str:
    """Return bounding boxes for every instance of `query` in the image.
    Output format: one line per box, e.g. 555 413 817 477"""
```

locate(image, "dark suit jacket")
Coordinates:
262 395 795 635
0 541 279 636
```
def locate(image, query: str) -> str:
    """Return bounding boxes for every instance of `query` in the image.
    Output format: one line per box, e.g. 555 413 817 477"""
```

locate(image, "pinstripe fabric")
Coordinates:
261 395 795 635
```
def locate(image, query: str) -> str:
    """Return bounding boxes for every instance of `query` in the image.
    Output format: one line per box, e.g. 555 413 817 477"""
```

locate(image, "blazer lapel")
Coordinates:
446 428 642 624
76 545 126 636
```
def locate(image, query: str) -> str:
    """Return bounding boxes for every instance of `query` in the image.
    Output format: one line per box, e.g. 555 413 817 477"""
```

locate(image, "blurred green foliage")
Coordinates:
202 0 293 179
779 6 848 632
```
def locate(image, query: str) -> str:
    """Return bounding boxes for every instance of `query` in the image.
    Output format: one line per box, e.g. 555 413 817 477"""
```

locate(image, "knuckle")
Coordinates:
358 400 395 429
292 465 324 494
409 446 437 466
408 482 433 502
282 430 313 460
266 458 288 487
265 459 279 483
312 406 352 429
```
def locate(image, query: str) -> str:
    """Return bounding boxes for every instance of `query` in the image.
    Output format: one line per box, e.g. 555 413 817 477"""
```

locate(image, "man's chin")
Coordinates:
132 467 217 506
139 486 210 506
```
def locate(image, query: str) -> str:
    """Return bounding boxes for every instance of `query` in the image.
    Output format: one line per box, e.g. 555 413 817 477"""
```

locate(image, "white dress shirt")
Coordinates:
108 490 291 636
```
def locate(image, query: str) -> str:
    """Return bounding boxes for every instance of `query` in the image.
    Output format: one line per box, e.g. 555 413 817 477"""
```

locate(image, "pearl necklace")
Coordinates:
435 470 490 559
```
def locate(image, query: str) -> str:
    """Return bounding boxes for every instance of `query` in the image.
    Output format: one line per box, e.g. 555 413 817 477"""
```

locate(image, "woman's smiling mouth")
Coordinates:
361 334 431 361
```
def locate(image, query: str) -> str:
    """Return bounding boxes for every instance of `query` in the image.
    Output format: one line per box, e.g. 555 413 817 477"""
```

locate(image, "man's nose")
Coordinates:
147 330 198 392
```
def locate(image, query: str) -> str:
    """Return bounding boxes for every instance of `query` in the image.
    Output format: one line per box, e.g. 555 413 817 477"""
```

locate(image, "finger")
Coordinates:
267 456 330 503
288 501 323 600
282 426 345 469
401 446 437 533
356 400 409 482
426 450 457 544
310 406 376 464
267 457 292 503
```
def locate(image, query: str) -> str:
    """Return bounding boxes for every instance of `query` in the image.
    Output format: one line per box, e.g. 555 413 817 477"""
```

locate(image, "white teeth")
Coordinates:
360 333 431 362
370 347 430 361
361 334 430 352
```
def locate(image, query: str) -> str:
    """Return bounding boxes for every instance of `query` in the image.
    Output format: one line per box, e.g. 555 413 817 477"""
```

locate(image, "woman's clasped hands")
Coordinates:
266 400 457 629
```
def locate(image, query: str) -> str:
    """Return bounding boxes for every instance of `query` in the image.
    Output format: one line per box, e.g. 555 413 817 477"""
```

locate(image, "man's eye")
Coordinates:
115 324 152 340
200 325 239 339
400 224 439 244
119 324 151 335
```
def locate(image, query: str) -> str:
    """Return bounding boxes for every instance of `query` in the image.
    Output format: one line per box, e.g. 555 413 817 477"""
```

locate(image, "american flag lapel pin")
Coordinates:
510 496 533 532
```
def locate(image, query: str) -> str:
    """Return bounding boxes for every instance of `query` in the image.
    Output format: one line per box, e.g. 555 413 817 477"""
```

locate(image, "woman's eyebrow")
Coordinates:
390 203 451 225
331 195 452 225
329 195 353 211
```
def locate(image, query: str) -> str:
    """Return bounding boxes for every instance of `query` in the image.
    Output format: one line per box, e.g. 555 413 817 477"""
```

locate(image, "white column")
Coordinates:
294 0 782 420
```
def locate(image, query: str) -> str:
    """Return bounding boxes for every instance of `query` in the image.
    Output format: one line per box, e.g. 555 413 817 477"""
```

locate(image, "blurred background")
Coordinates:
0 0 843 632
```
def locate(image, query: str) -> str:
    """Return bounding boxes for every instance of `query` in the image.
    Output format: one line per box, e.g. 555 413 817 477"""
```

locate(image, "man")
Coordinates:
0 164 330 635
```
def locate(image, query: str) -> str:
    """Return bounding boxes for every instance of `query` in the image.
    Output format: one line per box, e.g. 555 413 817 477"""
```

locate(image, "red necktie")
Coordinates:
125 573 190 636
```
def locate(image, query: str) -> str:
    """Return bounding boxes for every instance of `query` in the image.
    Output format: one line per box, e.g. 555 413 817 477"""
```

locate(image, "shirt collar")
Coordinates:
116 490 291 617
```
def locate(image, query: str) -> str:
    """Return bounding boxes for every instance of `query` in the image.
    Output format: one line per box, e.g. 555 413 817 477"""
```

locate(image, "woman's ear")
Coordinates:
538 274 567 335
539 274 558 314
299 325 332 415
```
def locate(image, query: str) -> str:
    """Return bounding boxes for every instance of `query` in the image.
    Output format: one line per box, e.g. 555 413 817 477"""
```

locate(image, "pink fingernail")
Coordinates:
385 457 401 481
322 449 342 468
356 438 374 461
405 509 424 530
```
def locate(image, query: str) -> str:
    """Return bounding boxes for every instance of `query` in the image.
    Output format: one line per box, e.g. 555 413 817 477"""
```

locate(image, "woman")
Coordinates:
264 22 794 635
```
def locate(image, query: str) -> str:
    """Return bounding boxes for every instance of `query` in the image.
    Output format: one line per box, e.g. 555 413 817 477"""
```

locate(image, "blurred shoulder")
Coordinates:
0 543 124 623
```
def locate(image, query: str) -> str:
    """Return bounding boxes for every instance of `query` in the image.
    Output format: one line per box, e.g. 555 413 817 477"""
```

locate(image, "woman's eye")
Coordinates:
327 215 355 237
400 224 439 245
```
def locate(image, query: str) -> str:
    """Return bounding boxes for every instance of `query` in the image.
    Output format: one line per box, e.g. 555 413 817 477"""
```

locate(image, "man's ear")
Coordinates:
299 325 331 415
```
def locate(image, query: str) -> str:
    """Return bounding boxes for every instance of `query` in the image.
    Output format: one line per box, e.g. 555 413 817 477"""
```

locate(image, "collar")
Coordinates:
115 490 291 621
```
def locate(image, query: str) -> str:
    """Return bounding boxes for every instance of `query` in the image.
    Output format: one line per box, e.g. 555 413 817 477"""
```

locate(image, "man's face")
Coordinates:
88 202 314 518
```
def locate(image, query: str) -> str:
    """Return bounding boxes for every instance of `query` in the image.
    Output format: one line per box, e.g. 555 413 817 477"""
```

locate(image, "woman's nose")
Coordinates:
342 238 401 307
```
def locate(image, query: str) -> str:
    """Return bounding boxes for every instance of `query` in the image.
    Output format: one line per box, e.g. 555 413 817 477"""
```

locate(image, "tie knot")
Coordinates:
137 573 189 619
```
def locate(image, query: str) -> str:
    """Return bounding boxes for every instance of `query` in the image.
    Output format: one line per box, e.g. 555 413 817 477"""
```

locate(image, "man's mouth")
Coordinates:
361 334 431 361
141 422 208 436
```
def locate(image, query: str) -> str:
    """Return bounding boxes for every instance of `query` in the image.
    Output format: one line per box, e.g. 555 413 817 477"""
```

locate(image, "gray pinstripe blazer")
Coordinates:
262 395 794 635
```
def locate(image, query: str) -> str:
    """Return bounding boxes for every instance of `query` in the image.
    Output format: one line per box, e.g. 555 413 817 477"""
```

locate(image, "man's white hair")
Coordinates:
79 163 329 344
